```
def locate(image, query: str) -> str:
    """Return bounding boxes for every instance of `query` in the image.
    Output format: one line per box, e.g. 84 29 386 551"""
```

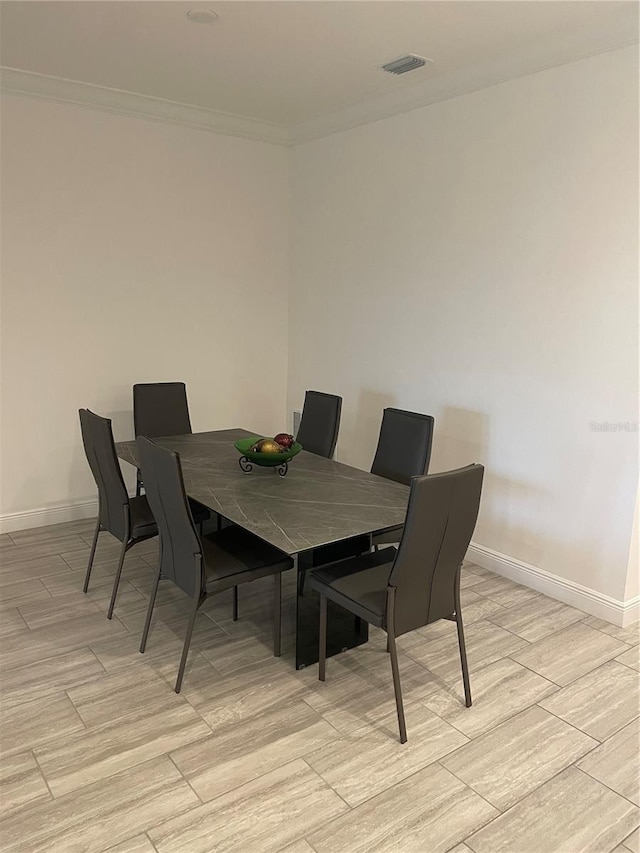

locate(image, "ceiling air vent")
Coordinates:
382 55 428 75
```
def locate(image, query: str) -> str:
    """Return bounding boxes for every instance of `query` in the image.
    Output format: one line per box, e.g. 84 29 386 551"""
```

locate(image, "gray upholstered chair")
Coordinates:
298 406 434 596
79 409 207 619
296 390 342 459
79 408 158 619
371 407 434 549
137 436 294 693
308 464 484 743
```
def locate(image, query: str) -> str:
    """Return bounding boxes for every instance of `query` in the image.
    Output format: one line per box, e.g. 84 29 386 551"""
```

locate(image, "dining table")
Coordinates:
116 428 410 669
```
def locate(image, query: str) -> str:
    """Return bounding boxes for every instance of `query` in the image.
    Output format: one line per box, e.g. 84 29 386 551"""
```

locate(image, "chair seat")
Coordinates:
308 547 396 627
372 524 404 547
129 495 208 541
129 496 157 539
202 526 293 593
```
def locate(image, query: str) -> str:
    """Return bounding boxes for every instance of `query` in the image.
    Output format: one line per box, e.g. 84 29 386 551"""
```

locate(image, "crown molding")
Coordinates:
0 67 289 146
288 35 639 145
2 26 637 147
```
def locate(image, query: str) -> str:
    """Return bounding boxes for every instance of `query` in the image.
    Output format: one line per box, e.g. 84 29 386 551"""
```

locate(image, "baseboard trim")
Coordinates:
469 541 638 627
0 499 99 535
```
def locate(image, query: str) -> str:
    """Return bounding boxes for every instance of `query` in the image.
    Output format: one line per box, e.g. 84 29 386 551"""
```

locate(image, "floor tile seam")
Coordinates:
0 646 95 681
0 563 70 586
7 530 94 548
434 758 506 819
616 656 640 673
100 833 158 853
305 693 430 741
301 718 473 814
578 714 640 744
0 682 90 727
455 764 640 853
0 646 111 709
572 764 640 811
16 598 106 630
169 755 339 816
466 590 535 608
579 615 640 645
474 618 535 645
299 756 354 811
299 696 350 738
61 551 91 570
508 644 636 689
145 832 161 853
482 611 586 644
276 837 318 853
60 687 206 737
403 637 534 683
503 655 564 689
440 731 604 816
30 747 59 803
14 607 30 631
533 701 606 745
414 693 545 743
166 752 207 806
37 728 208 803
1 544 86 565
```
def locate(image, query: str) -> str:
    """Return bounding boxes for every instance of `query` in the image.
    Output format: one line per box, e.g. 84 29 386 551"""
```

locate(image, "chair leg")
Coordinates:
140 564 161 653
175 597 199 694
387 630 407 744
318 594 327 681
273 572 282 657
232 586 239 621
82 517 101 593
456 612 472 707
386 588 407 743
107 539 128 620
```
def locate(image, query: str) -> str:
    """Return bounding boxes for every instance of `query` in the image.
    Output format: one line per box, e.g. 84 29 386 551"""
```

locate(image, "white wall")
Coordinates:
289 46 639 608
1 95 290 525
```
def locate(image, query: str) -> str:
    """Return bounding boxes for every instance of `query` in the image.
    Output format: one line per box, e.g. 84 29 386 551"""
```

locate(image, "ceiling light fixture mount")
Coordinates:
186 9 219 24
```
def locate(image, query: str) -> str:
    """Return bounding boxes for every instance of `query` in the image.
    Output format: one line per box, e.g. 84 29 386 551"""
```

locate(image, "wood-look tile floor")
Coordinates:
1 520 639 853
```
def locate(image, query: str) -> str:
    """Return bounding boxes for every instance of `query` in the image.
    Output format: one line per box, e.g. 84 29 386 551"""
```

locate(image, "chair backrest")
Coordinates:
79 409 129 541
370 408 434 485
136 436 203 599
133 382 192 438
389 464 484 636
296 390 342 458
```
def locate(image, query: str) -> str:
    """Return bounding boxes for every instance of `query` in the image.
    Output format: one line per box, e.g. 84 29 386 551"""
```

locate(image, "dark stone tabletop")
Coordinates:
116 429 409 556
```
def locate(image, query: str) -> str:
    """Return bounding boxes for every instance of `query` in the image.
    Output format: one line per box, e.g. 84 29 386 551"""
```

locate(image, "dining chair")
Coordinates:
133 382 192 496
79 408 158 620
136 436 294 693
370 407 434 549
79 409 208 619
296 390 342 459
308 464 484 743
298 406 434 596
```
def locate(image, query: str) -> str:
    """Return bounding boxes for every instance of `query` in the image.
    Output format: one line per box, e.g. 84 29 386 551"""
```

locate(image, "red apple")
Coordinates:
274 433 294 449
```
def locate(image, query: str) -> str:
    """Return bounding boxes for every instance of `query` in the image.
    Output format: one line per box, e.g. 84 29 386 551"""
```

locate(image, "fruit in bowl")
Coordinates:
250 438 284 454
274 433 295 449
235 435 303 475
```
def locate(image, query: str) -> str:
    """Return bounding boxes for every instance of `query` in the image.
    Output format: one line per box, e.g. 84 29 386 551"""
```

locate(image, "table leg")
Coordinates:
294 552 368 669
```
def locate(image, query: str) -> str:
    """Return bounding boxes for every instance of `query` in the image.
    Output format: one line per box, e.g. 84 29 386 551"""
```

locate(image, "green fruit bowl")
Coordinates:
234 437 303 476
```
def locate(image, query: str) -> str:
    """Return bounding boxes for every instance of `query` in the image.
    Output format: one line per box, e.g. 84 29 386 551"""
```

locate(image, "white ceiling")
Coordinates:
1 1 637 139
